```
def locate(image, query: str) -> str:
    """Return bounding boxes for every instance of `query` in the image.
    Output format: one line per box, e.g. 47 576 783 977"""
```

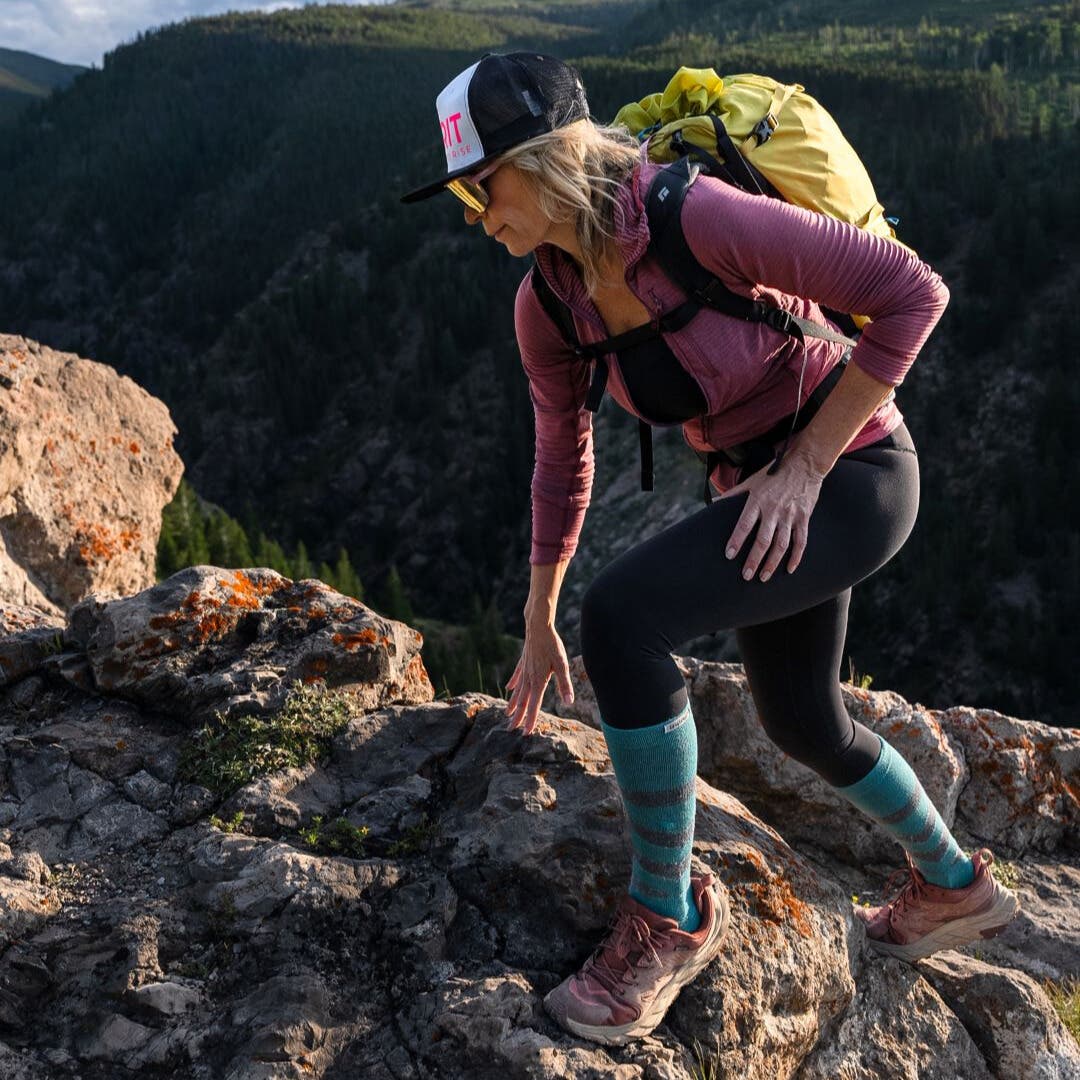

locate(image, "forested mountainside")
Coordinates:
0 1 1077 725
0 47 85 128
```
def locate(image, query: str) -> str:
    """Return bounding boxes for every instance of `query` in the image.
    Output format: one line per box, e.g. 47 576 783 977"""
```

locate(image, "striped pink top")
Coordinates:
514 145 949 565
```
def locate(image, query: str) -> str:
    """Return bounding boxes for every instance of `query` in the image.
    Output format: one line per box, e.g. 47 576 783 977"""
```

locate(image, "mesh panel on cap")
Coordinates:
467 52 589 155
509 53 590 129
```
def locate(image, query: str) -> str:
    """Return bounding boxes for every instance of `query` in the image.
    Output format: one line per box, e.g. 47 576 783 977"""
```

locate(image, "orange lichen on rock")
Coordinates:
331 628 380 651
128 442 140 454
405 653 430 683
225 570 281 610
742 872 813 938
74 521 141 566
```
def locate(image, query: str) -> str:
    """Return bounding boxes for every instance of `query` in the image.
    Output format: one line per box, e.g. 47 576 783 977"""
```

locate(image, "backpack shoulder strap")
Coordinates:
529 263 579 347
645 158 758 321
528 262 611 413
644 158 857 349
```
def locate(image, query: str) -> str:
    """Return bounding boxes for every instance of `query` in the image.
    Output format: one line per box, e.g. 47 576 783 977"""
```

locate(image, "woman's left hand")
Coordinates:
719 451 826 581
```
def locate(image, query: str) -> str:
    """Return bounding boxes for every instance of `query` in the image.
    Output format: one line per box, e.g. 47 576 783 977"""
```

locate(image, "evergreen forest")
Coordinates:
0 1 1076 725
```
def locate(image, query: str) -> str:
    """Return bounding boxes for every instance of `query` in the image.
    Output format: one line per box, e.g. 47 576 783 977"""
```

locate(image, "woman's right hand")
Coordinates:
504 622 575 735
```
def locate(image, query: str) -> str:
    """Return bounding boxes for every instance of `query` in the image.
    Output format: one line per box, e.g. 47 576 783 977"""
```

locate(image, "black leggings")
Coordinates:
579 423 919 787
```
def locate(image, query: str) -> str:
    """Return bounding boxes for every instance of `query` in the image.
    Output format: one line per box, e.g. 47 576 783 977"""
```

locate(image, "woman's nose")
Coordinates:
464 206 483 227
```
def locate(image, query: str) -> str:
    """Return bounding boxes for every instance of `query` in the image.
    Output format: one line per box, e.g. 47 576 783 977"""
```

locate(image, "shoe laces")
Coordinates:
882 853 928 923
585 909 669 996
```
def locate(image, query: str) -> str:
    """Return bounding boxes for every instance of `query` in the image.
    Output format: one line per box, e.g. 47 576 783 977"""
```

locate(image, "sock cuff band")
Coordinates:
601 701 693 749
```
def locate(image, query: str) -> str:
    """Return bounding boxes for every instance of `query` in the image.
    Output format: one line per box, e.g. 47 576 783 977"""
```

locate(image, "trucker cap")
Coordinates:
400 52 590 204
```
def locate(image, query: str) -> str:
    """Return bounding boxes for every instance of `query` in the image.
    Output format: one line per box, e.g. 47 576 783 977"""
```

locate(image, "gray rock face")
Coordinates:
919 953 1080 1080
0 334 183 615
0 571 1077 1078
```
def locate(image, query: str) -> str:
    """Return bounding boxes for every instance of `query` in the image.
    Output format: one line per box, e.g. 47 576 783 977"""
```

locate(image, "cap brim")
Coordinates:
399 151 503 204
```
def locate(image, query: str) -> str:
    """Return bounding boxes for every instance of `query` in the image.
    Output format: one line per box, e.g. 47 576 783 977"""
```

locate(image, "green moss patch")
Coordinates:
179 679 354 798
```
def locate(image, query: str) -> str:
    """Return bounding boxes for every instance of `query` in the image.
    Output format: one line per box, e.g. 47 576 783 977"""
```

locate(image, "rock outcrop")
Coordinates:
0 568 1077 1079
0 334 183 617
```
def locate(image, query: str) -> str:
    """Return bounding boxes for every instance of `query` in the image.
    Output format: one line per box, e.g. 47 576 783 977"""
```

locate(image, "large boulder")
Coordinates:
0 335 183 615
0 565 433 724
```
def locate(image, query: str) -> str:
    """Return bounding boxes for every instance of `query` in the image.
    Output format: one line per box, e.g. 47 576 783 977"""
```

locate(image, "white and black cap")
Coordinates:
400 52 590 203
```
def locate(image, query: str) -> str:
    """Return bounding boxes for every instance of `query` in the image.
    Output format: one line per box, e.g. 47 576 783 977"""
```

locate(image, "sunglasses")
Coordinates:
445 158 502 214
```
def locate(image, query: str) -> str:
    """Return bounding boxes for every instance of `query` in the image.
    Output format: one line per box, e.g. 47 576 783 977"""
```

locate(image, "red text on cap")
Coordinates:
441 113 464 148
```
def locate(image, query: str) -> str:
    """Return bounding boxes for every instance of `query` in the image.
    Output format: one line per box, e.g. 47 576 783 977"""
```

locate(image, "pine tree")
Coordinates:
380 564 414 623
293 539 313 581
333 546 364 601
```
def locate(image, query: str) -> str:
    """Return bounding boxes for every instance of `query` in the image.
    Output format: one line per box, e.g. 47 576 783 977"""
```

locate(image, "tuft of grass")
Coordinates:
991 857 1021 890
386 813 440 857
1044 977 1080 1046
691 1034 722 1080
178 679 354 798
39 630 65 656
299 814 369 858
209 810 246 834
846 657 873 690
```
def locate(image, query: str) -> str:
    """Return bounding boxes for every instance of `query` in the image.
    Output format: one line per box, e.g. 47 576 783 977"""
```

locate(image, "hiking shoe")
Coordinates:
543 871 730 1045
854 847 1020 962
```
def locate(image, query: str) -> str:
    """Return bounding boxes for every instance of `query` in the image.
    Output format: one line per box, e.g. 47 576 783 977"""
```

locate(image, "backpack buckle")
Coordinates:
752 113 778 146
762 306 796 334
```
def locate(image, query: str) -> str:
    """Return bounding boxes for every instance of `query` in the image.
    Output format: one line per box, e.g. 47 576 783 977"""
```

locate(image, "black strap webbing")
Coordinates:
644 160 857 350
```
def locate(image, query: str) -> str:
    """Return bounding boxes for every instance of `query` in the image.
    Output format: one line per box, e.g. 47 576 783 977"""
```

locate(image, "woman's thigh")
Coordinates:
583 430 920 649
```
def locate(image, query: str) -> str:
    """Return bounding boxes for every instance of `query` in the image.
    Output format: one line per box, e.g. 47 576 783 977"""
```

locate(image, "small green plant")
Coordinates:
299 814 369 857
691 1033 722 1080
991 857 1021 890
39 630 65 657
847 657 873 690
178 679 354 798
209 810 246 833
386 814 440 857
1044 977 1080 1046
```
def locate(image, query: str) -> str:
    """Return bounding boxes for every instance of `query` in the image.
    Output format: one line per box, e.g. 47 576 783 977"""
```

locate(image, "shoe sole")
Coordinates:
550 884 731 1046
866 882 1021 962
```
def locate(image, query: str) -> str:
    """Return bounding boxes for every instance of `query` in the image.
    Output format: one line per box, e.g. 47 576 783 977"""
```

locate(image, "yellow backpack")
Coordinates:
614 67 913 328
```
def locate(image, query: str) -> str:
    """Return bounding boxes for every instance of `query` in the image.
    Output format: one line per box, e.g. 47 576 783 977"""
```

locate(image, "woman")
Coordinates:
401 52 1021 1046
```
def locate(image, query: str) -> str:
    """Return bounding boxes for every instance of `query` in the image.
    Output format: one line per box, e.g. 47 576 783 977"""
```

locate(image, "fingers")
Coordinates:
555 663 574 706
724 500 759 562
757 519 793 582
505 657 522 692
740 514 779 581
787 517 809 574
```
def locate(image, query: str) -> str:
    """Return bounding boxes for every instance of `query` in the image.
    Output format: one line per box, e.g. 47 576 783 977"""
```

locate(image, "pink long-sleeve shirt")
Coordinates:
515 145 950 565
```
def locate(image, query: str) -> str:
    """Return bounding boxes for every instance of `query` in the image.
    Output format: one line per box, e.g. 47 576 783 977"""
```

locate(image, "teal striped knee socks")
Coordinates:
600 702 701 932
836 733 975 888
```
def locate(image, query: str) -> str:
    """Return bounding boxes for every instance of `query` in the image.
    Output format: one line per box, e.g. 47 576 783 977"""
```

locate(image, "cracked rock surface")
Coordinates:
0 570 1077 1078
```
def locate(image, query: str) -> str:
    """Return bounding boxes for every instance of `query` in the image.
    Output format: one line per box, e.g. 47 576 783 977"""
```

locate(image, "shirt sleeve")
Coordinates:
514 271 595 565
680 175 950 386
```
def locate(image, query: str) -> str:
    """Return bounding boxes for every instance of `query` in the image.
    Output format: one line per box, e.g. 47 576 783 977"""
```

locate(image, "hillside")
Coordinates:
0 47 85 128
0 1 1077 724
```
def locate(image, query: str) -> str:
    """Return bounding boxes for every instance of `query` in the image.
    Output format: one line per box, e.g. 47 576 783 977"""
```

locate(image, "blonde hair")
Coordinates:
498 118 642 295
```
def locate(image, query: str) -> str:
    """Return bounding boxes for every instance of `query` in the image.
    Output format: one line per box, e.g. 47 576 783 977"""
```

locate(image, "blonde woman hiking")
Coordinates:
401 51 1021 1046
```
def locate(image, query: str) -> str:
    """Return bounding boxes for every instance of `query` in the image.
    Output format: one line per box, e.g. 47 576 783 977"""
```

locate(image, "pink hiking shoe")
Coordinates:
854 847 1020 962
543 871 730 1046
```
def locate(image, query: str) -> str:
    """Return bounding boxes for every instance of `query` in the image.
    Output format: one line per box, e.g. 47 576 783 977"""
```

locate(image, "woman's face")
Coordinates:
461 162 560 257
